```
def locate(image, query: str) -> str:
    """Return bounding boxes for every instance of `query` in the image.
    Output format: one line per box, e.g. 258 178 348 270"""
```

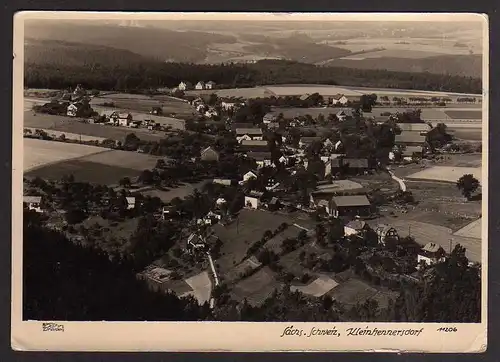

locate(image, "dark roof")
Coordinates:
402 146 423 156
300 136 323 144
247 152 272 161
395 132 427 144
241 140 268 147
343 158 369 168
263 113 277 122
397 123 431 132
201 146 219 155
231 122 257 130
331 195 371 207
422 242 445 254
236 128 263 135
23 195 42 203
336 108 353 117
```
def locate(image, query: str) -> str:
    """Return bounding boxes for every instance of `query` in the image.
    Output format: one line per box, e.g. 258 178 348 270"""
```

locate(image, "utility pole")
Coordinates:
449 239 452 254
408 224 411 237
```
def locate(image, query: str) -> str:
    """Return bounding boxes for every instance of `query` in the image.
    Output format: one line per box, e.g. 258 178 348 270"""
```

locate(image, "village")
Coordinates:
23 79 482 315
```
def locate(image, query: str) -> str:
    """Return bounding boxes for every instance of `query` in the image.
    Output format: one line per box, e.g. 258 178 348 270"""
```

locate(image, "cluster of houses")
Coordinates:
178 81 216 91
95 109 183 131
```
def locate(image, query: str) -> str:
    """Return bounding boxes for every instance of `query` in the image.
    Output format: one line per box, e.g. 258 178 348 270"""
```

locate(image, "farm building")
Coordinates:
402 146 424 160
329 195 371 218
342 158 369 173
312 180 366 197
331 94 349 106
213 178 234 186
231 122 257 131
417 242 446 266
245 191 264 209
375 224 399 246
195 81 206 90
23 195 43 213
395 132 428 146
396 123 432 135
117 113 133 127
206 81 216 89
336 109 353 121
240 140 269 150
247 152 273 168
200 146 220 162
66 103 79 117
263 113 277 124
344 220 370 237
235 128 263 142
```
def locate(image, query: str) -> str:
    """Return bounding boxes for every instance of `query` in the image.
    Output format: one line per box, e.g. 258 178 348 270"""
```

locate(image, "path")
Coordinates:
206 252 220 286
388 170 407 192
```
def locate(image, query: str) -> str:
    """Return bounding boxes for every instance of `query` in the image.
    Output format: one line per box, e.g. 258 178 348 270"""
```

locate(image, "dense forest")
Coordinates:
24 59 482 94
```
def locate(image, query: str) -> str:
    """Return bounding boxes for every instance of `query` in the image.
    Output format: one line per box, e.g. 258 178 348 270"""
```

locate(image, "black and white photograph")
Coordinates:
12 12 487 352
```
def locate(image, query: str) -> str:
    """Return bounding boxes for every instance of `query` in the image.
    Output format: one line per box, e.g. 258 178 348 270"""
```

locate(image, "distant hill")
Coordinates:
323 54 482 78
24 39 157 67
24 21 237 63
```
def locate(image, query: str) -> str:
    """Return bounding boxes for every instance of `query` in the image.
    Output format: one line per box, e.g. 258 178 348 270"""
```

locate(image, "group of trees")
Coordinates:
25 59 482 94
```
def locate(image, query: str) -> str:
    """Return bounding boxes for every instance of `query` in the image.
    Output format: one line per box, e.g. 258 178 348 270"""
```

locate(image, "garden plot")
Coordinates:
263 225 303 253
224 256 262 283
231 266 281 306
24 138 105 172
184 271 213 305
290 275 339 297
407 166 482 183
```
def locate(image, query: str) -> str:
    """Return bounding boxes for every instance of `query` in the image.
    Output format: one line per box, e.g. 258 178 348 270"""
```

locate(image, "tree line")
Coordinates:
24 59 482 94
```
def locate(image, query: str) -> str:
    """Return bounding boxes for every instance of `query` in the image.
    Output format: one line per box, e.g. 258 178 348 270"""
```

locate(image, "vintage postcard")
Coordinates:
11 12 488 352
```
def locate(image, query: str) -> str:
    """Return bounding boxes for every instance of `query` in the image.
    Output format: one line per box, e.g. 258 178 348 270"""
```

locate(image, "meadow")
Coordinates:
24 138 104 172
406 166 482 183
25 142 162 184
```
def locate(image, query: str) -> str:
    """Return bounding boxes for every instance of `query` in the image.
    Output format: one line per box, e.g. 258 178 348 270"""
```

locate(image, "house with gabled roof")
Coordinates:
395 132 428 146
329 195 371 218
236 128 263 142
195 81 206 90
200 146 220 162
418 242 446 266
247 152 273 168
178 81 192 91
23 195 43 213
206 81 216 89
336 108 353 121
375 224 399 246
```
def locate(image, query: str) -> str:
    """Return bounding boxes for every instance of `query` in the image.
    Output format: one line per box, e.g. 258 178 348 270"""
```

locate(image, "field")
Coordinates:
231 266 281 306
24 138 105 171
407 166 482 183
451 129 483 141
92 93 197 119
213 209 291 273
24 111 167 142
25 127 107 142
25 143 161 184
140 180 211 203
453 218 482 239
263 225 303 253
290 275 339 297
327 278 398 308
444 110 482 119
379 219 481 263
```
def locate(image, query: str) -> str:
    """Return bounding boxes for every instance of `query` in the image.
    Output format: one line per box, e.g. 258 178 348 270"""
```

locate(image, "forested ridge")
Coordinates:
25 58 482 94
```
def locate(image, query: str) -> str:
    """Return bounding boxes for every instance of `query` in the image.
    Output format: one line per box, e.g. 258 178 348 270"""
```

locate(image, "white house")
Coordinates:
336 109 353 121
67 103 79 117
23 195 43 213
243 170 258 182
375 224 399 246
195 81 206 90
204 108 218 118
178 81 189 91
331 94 349 106
244 192 263 209
418 242 446 266
334 140 343 151
117 113 133 127
344 220 369 237
126 197 136 210
221 101 241 110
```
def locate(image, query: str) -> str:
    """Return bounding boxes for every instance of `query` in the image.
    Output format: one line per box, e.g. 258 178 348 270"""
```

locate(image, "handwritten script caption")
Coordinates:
280 325 425 338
